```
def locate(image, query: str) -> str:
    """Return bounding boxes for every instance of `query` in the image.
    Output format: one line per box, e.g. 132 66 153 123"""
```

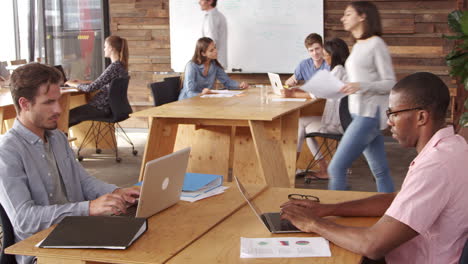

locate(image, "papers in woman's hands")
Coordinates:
200 90 244 98
301 70 345 100
240 237 331 258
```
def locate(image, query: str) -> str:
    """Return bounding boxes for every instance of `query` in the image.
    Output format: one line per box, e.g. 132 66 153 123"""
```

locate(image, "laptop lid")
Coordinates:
136 147 191 218
267 72 284 96
234 176 301 233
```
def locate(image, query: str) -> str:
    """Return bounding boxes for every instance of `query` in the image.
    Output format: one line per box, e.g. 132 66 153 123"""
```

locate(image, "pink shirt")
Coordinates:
385 127 468 264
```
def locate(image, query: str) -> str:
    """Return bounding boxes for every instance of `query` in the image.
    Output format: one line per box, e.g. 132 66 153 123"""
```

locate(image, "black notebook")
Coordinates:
39 216 147 249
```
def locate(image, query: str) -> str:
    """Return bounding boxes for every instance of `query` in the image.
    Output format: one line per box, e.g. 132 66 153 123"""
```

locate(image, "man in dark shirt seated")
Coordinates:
0 63 140 264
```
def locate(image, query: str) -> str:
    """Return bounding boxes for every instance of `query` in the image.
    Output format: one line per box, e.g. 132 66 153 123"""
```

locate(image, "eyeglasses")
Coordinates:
386 107 423 121
288 194 320 202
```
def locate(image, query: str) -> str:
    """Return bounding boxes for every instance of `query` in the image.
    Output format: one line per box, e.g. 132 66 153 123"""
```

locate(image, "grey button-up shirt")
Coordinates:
0 120 117 264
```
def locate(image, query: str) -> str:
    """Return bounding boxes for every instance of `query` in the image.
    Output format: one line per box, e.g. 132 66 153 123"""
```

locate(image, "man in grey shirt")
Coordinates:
0 63 140 264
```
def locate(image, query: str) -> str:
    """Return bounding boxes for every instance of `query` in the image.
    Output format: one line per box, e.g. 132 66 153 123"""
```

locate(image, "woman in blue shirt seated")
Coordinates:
178 37 248 100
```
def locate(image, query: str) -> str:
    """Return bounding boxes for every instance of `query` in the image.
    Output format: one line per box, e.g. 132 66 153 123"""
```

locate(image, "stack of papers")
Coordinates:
271 98 307 102
200 90 244 98
180 173 227 202
240 237 331 258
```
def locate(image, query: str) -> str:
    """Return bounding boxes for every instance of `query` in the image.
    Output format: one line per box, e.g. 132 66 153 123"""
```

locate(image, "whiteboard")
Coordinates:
169 0 324 73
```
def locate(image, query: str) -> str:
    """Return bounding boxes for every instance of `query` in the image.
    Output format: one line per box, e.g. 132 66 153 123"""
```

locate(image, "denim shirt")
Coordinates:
178 61 239 100
0 120 117 264
294 58 330 81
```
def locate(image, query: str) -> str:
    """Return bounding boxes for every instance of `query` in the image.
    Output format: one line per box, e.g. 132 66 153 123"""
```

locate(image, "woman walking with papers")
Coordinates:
328 1 395 192
178 37 248 100
281 38 349 180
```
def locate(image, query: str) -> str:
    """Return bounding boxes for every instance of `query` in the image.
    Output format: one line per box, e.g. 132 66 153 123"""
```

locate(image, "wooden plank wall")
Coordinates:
109 0 462 128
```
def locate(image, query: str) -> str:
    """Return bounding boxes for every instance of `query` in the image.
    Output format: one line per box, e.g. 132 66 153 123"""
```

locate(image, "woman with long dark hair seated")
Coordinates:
67 35 129 127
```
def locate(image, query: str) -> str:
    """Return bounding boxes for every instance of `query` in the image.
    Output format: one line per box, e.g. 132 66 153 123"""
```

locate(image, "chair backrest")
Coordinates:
108 77 132 122
150 78 180 106
0 203 17 264
163 76 182 90
460 239 468 264
339 96 352 131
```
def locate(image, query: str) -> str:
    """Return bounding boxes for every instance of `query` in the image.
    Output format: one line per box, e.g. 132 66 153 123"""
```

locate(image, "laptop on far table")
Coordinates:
234 176 301 233
121 147 191 219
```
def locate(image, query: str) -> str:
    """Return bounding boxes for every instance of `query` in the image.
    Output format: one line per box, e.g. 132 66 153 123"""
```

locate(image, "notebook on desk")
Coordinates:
39 216 147 249
120 147 191 218
234 176 301 233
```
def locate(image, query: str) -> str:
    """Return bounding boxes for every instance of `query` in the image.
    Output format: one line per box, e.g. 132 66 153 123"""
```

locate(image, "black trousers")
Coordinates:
68 104 110 127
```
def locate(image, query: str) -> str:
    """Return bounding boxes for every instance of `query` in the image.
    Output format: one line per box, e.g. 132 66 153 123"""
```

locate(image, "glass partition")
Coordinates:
44 0 106 80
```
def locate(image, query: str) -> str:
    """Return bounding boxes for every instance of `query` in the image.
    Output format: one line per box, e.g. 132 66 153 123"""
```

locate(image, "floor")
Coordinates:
78 128 418 192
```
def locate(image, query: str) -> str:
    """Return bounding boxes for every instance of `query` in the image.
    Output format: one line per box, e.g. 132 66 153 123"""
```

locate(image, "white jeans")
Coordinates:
297 116 342 160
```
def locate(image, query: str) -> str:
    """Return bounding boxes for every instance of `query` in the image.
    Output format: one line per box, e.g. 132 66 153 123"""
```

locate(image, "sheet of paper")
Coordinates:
210 90 244 95
240 237 331 258
180 186 229 202
301 70 345 100
200 94 237 98
270 98 307 102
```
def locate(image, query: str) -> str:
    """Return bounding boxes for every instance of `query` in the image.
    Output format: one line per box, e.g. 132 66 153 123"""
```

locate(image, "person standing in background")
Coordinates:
199 0 228 69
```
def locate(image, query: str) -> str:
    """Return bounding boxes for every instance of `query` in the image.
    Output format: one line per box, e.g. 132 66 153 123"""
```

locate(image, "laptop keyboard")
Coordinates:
113 205 137 217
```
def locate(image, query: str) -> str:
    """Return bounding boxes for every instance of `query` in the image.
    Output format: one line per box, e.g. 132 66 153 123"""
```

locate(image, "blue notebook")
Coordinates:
181 173 223 198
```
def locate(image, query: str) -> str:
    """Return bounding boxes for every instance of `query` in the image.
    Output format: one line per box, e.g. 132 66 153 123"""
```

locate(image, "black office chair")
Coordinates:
0 203 17 264
299 96 352 183
150 76 181 106
460 239 468 264
76 77 137 163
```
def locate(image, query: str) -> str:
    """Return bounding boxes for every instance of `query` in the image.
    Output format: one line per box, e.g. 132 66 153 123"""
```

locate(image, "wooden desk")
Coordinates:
167 188 379 264
5 183 267 264
0 88 75 134
132 88 324 187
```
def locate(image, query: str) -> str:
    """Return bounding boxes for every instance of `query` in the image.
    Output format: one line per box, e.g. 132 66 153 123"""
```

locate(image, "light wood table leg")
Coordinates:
139 117 178 181
249 120 290 187
58 93 71 133
280 110 300 187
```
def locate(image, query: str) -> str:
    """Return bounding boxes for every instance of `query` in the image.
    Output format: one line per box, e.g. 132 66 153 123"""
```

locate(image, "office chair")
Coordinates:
0 203 17 264
299 96 352 183
149 76 181 106
460 239 468 264
76 77 137 163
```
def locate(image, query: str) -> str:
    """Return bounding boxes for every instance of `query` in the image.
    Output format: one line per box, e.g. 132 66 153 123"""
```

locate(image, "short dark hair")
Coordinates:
348 1 382 39
304 33 323 48
324 38 350 70
10 63 63 113
211 0 217 7
392 72 450 122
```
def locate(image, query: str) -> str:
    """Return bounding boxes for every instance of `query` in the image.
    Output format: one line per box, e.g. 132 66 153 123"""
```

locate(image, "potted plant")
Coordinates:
445 10 468 129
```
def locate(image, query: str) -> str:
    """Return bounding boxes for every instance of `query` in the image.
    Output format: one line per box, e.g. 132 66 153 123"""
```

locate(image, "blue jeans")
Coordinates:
328 114 394 192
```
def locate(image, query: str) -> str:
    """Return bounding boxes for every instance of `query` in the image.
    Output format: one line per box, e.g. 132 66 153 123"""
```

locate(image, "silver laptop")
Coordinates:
123 147 191 218
234 176 301 233
267 72 284 95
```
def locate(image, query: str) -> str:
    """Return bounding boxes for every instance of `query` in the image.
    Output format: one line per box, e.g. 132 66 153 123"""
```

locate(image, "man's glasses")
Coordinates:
288 194 320 202
386 106 423 122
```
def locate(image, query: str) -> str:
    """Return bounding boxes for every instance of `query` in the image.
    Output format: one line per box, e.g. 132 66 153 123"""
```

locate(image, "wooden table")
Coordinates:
6 186 379 264
5 183 267 264
167 188 379 264
132 88 324 187
0 88 75 134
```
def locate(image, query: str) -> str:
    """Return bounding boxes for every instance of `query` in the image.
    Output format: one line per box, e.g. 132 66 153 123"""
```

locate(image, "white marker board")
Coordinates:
169 0 324 73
